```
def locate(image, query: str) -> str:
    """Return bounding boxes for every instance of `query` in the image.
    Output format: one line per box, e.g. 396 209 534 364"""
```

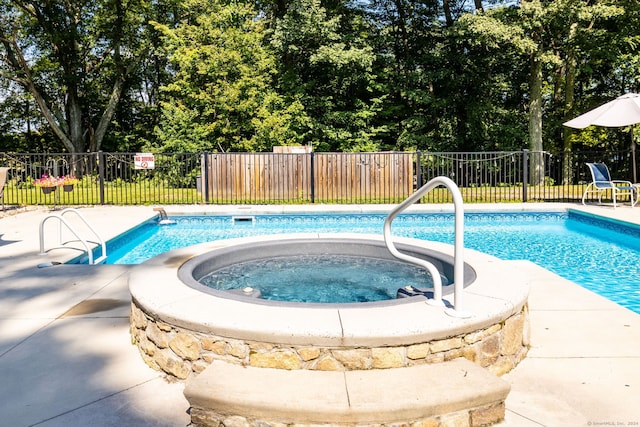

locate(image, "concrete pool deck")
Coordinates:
0 203 639 426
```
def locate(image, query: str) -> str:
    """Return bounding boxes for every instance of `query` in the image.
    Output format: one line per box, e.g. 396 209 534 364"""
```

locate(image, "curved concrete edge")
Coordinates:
129 234 530 346
185 358 511 424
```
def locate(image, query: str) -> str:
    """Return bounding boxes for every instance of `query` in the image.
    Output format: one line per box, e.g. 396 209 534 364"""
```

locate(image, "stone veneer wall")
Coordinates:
189 402 507 427
130 301 530 380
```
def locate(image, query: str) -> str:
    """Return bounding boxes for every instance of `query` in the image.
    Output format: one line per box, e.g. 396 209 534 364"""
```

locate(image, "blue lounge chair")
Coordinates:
582 162 636 208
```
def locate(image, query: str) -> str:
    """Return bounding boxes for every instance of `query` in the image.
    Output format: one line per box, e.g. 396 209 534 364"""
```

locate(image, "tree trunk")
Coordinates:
559 23 578 185
91 0 128 152
29 81 75 152
92 74 127 152
442 0 454 27
67 88 85 153
528 55 544 186
562 52 577 185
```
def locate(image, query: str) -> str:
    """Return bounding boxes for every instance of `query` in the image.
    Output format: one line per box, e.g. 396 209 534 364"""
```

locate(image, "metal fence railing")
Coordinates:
0 149 635 206
0 152 203 207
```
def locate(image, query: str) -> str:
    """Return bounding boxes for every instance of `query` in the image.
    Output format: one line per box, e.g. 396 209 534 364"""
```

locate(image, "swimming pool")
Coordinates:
96 210 640 314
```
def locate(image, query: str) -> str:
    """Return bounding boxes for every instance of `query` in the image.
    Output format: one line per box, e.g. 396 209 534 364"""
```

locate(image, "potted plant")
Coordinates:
34 174 63 194
61 174 79 192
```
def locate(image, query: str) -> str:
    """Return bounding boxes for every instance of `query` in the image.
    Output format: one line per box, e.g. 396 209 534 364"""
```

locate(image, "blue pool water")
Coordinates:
94 211 640 313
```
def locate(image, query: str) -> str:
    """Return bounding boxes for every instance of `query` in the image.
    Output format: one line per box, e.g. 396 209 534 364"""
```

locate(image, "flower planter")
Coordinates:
40 186 56 194
35 174 78 193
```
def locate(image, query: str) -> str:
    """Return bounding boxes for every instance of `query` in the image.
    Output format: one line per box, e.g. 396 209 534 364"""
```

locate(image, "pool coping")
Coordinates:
129 233 530 347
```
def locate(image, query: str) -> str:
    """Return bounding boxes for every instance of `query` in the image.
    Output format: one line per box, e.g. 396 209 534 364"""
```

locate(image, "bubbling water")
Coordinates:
199 254 443 303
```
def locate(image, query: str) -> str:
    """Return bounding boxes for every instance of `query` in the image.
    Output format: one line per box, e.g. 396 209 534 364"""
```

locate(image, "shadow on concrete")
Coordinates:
0 233 20 247
0 263 190 426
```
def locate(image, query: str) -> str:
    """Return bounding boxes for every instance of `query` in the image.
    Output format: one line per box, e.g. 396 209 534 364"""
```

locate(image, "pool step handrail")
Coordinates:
384 176 470 318
153 207 177 225
39 208 107 264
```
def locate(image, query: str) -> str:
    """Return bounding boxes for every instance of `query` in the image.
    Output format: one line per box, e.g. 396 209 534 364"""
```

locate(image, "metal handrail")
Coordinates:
39 208 107 264
383 176 470 318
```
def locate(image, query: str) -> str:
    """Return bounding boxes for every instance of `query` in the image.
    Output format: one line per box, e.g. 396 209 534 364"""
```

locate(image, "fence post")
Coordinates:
415 151 422 190
203 151 210 204
310 152 315 203
97 151 105 205
522 149 528 203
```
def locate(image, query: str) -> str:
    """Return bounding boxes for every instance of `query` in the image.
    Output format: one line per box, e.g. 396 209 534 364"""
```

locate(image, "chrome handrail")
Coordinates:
383 176 470 318
39 208 107 264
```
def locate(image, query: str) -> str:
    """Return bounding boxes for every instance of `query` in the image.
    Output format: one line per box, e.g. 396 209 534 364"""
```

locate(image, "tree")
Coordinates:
0 0 146 153
271 0 384 151
516 0 624 183
100 0 183 152
366 0 441 150
453 1 626 182
365 0 516 152
441 11 533 151
151 0 307 153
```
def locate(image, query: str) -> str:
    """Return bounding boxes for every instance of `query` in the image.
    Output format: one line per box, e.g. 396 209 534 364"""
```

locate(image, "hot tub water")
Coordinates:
200 254 444 303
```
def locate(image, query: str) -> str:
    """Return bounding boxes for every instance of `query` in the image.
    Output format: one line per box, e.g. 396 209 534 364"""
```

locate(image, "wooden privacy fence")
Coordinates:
204 153 311 203
203 152 414 203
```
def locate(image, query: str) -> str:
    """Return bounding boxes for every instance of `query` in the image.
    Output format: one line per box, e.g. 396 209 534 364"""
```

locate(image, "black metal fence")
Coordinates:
0 149 635 206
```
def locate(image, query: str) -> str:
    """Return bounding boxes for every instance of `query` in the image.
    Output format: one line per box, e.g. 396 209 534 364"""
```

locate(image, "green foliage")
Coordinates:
154 156 200 187
1 0 639 156
453 13 535 54
271 0 384 151
150 0 307 153
248 95 309 151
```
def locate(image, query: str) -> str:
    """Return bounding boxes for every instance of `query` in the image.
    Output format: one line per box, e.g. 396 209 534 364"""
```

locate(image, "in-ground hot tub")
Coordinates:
129 233 530 426
178 235 476 305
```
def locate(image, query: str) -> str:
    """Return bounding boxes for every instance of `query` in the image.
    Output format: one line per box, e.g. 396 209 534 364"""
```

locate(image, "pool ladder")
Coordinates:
39 208 107 264
384 176 470 318
154 207 177 225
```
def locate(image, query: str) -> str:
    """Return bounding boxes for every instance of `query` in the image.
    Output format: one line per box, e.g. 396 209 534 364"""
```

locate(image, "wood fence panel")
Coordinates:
205 153 312 202
313 152 413 202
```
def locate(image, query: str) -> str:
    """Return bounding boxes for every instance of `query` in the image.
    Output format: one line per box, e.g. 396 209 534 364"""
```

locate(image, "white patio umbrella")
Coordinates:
564 92 640 182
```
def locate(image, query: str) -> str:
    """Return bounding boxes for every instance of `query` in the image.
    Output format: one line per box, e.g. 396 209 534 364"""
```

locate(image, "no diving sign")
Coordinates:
134 153 155 170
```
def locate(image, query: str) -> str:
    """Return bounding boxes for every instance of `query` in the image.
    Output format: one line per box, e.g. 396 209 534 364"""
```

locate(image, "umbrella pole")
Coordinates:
633 127 638 183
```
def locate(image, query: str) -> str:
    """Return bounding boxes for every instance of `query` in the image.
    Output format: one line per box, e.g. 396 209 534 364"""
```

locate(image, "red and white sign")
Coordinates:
134 153 155 170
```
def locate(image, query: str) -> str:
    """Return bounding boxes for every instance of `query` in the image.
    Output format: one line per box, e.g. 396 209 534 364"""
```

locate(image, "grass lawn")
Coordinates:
1 182 603 206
